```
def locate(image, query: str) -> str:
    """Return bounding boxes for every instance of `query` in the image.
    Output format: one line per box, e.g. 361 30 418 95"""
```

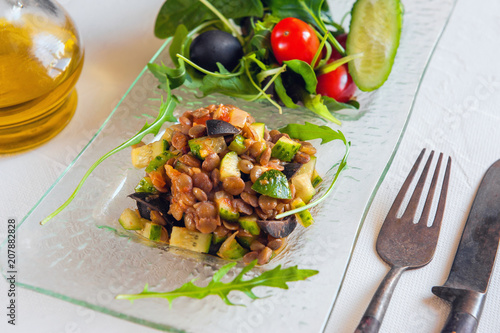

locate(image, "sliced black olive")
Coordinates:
189 30 243 72
206 119 240 137
257 215 297 238
282 163 302 179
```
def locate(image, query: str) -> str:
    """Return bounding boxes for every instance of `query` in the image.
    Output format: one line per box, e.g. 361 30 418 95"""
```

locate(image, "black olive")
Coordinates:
257 215 298 238
189 30 243 72
282 163 302 180
206 119 240 136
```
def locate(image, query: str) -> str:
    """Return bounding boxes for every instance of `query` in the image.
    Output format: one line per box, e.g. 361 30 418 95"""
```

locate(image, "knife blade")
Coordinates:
432 159 500 333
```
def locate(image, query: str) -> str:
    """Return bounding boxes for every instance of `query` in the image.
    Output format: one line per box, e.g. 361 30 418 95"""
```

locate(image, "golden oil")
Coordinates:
0 10 84 153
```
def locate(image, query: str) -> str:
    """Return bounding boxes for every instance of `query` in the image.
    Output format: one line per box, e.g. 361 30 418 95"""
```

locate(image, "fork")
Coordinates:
354 149 451 333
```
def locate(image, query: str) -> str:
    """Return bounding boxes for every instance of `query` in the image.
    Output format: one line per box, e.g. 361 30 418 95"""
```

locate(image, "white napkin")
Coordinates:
326 0 500 331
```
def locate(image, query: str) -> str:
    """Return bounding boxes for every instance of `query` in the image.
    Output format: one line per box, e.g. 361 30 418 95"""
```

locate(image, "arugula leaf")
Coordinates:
323 95 359 111
284 59 317 94
40 83 178 225
199 63 261 99
116 260 318 306
302 92 341 125
250 14 280 52
279 121 346 144
274 74 298 109
155 0 263 39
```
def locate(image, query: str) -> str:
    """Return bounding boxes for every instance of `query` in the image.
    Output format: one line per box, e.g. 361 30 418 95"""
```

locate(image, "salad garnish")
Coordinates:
116 260 318 306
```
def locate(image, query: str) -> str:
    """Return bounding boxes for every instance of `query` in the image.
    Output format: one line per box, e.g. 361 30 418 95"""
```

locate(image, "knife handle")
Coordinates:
354 316 381 333
441 311 478 333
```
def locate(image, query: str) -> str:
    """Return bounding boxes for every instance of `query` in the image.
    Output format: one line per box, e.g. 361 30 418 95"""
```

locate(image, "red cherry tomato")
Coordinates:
316 63 356 103
271 17 320 66
330 33 347 60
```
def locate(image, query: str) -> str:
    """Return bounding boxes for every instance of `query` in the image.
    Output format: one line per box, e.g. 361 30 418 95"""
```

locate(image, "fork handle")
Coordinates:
354 266 407 333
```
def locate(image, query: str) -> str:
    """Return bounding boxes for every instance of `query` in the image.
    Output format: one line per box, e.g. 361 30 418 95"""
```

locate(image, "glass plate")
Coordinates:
1 1 456 332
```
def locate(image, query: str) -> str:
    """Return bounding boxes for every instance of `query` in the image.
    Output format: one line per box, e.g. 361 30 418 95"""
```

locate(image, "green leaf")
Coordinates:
274 74 298 109
169 24 189 67
323 95 359 111
284 59 317 94
302 93 341 125
40 83 178 225
279 121 346 144
250 14 280 52
199 63 261 99
116 260 318 306
155 0 263 39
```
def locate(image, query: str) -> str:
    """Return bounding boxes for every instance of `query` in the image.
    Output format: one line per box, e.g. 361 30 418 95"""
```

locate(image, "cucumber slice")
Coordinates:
145 151 178 173
217 232 249 260
291 173 316 203
291 198 314 227
251 169 292 199
271 136 301 162
311 169 323 188
131 139 169 168
170 227 212 253
118 208 145 230
140 222 163 241
238 214 261 236
134 176 158 194
214 191 240 222
347 0 403 91
188 136 227 160
212 233 228 245
228 135 247 155
296 156 317 180
250 122 265 141
236 234 256 249
220 151 241 179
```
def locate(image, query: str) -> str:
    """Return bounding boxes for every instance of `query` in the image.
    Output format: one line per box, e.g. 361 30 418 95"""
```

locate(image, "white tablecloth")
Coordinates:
1 0 499 332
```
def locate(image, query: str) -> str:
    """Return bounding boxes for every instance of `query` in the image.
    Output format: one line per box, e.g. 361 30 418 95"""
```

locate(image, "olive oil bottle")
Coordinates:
0 0 84 153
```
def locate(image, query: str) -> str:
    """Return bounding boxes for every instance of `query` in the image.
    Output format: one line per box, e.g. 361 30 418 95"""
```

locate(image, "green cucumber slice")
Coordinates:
214 191 240 222
291 173 316 203
311 169 323 188
347 0 403 91
134 177 158 194
296 156 317 180
238 214 261 236
271 136 301 162
170 227 212 253
131 139 169 168
145 150 178 173
141 222 163 241
228 135 247 155
220 151 241 180
251 169 292 199
217 232 249 260
291 198 314 227
188 136 227 160
250 122 265 141
118 208 145 230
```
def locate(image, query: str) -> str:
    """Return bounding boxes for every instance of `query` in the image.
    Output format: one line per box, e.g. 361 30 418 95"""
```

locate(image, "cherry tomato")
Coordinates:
330 33 347 60
316 63 356 103
271 17 320 66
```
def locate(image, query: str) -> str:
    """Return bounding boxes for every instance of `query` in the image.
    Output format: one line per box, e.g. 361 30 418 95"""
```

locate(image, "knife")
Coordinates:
432 159 500 333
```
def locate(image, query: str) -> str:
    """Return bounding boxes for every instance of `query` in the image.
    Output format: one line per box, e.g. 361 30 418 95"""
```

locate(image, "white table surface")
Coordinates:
1 0 500 332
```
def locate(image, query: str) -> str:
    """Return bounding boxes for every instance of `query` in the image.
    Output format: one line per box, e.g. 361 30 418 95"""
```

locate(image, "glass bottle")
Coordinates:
0 0 84 153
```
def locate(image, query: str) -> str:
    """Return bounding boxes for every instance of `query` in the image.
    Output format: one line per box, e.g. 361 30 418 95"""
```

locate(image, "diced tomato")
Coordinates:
149 171 166 189
193 114 211 125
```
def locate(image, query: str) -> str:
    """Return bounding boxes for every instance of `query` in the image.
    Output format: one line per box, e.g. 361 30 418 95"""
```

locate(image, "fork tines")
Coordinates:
386 148 451 227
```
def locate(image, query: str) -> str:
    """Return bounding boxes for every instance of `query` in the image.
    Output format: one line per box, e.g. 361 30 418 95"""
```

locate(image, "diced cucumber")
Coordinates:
251 169 292 199
212 233 228 245
170 227 212 253
250 122 265 141
118 208 145 230
228 135 247 155
220 151 240 179
145 151 178 173
291 198 314 227
134 177 158 194
296 156 317 180
214 191 240 222
238 214 261 236
140 222 163 241
271 136 301 162
217 232 249 260
131 139 169 168
188 136 227 160
291 173 316 203
236 234 256 249
311 169 323 188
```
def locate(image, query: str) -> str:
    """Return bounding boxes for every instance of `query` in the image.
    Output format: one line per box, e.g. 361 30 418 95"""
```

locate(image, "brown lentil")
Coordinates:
238 159 254 174
258 195 277 211
174 173 193 193
179 154 201 168
179 116 192 127
250 166 264 183
222 220 239 230
240 154 256 163
196 202 217 218
193 172 213 194
294 151 311 164
211 169 221 188
244 181 257 194
188 125 206 138
267 238 283 251
233 198 253 215
202 152 220 172
300 142 317 155
193 187 208 202
191 107 210 119
259 147 271 166
197 218 218 234
249 141 266 158
171 132 188 151
243 251 259 264
213 225 230 239
258 247 273 265
222 177 245 195
241 192 259 207
250 240 266 251
184 211 197 231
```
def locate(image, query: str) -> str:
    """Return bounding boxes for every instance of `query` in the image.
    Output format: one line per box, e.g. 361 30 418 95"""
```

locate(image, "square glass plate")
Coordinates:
1 1 456 332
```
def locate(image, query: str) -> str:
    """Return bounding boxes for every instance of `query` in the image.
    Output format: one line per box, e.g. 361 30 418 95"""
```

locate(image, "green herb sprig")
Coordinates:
116 260 318 306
